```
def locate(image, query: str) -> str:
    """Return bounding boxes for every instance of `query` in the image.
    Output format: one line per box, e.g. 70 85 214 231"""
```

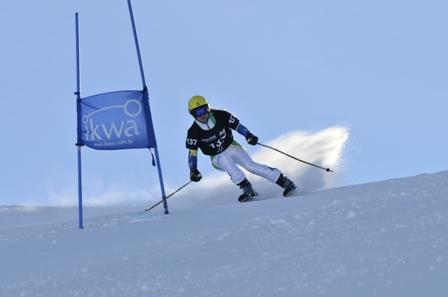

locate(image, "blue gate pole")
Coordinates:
127 0 169 214
77 147 84 229
154 147 169 214
75 12 84 229
127 0 146 87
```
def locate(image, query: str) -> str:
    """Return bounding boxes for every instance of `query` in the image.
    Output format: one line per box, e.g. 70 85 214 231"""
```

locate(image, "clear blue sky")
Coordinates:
0 0 446 205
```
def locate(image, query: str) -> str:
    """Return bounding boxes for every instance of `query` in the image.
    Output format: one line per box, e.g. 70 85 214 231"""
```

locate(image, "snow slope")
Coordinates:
1 171 447 297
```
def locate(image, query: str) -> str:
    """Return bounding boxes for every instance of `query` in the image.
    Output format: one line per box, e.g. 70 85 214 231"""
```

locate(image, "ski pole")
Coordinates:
258 143 333 172
145 180 192 212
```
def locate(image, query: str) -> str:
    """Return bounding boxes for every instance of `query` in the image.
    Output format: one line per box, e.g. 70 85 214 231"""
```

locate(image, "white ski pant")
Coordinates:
211 144 281 185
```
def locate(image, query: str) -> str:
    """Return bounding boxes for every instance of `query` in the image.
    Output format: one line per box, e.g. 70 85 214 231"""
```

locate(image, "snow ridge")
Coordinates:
1 171 447 297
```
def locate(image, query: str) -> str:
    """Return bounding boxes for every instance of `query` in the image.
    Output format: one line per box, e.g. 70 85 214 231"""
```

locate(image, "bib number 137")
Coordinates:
209 139 223 150
186 138 197 146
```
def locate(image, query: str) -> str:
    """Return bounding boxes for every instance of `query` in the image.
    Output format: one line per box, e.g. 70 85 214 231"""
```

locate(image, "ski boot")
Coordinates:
276 174 296 197
237 178 257 202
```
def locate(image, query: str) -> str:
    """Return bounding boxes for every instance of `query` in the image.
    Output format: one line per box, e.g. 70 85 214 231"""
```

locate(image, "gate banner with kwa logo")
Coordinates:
78 90 156 150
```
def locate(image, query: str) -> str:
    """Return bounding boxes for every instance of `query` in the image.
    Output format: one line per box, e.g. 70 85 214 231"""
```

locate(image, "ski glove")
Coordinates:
246 133 258 146
190 169 202 182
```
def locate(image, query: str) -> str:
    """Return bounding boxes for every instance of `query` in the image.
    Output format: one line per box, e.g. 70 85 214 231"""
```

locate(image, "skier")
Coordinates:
185 95 296 202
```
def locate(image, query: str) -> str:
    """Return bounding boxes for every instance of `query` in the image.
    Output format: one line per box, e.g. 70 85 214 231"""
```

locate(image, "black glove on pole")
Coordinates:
246 133 258 146
190 169 202 182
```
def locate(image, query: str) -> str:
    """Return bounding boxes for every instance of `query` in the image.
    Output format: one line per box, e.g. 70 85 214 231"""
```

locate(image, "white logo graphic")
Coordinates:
82 99 143 143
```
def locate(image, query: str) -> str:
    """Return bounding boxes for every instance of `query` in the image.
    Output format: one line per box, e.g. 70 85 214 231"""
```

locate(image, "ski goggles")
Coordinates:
191 105 209 118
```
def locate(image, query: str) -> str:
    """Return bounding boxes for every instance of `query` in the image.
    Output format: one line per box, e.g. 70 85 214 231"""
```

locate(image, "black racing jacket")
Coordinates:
186 109 239 156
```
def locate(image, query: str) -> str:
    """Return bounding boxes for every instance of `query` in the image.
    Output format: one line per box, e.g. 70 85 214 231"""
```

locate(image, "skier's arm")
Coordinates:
186 132 202 182
221 109 258 145
236 123 258 146
188 149 202 182
188 149 198 171
235 123 251 138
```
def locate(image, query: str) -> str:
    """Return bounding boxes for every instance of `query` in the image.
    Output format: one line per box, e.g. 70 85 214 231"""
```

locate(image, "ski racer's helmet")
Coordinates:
188 95 210 117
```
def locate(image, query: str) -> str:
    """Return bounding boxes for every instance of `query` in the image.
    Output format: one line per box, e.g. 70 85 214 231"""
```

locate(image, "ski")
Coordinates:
283 185 296 197
238 193 257 203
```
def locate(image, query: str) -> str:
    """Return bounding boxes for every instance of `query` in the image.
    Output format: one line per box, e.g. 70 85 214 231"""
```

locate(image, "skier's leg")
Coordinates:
212 151 256 200
212 151 247 185
275 173 297 197
230 146 281 183
230 145 296 196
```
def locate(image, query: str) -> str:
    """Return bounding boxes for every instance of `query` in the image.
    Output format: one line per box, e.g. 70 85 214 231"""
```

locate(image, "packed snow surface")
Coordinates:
1 171 447 297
